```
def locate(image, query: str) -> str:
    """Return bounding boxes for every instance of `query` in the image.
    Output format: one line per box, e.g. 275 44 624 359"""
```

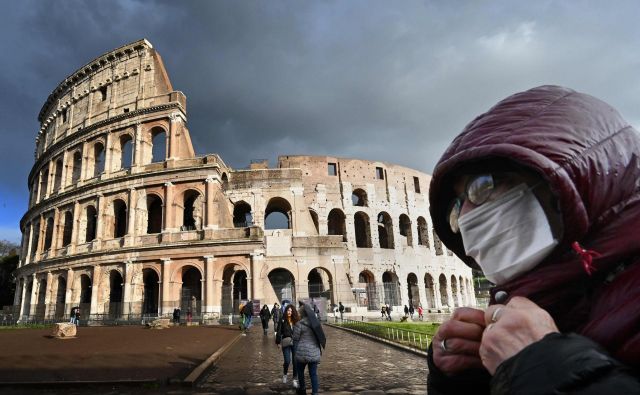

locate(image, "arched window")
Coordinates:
113 199 127 238
39 166 49 200
108 270 123 318
85 206 97 242
424 273 435 309
309 209 319 235
407 273 419 307
120 134 133 169
93 143 105 177
377 212 394 249
433 227 444 255
146 195 163 234
151 128 166 163
417 216 429 247
62 211 73 247
53 158 63 191
351 189 368 206
327 208 347 241
71 151 82 184
265 197 292 230
233 202 253 227
439 274 448 307
382 271 400 306
44 217 54 250
399 214 413 247
354 211 371 248
182 190 203 231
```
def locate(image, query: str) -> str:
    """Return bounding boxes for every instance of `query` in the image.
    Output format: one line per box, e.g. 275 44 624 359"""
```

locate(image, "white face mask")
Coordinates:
458 183 558 285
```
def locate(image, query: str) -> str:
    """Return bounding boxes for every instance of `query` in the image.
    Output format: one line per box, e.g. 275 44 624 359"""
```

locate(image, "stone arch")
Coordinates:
407 273 419 308
92 141 105 178
70 150 82 184
31 220 40 257
352 188 368 206
44 216 54 251
265 197 292 230
39 165 49 200
433 227 444 255
118 133 134 170
307 267 333 303
180 266 202 317
358 270 379 310
327 208 347 241
451 275 459 307
354 211 371 248
377 212 394 249
61 211 73 247
221 263 248 314
107 269 123 318
54 275 67 319
53 157 63 191
399 214 413 247
268 268 296 303
22 278 33 317
233 201 253 227
81 205 97 243
36 278 47 319
382 271 400 306
424 273 435 310
151 127 167 163
180 189 204 231
309 209 319 235
109 198 128 238
146 194 163 234
78 274 92 314
142 268 160 316
459 275 466 306
417 216 430 247
439 274 448 308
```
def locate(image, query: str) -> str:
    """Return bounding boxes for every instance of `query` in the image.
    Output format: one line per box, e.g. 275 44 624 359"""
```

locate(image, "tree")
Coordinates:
0 240 19 308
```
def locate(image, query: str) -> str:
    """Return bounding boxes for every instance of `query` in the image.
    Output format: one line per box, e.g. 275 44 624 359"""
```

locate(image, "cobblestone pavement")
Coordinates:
198 324 427 394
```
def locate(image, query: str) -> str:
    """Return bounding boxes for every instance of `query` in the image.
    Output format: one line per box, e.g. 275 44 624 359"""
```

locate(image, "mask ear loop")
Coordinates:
571 242 600 276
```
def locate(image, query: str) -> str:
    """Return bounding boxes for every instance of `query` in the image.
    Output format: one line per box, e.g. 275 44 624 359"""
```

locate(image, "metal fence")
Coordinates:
334 317 431 353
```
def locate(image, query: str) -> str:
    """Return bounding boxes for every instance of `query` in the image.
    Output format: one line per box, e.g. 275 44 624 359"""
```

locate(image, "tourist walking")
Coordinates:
172 307 181 325
276 304 299 388
338 302 344 320
260 304 271 335
404 305 409 318
69 306 80 325
409 304 415 319
293 303 326 395
242 300 254 332
417 305 424 321
381 305 386 320
386 304 392 321
271 303 280 334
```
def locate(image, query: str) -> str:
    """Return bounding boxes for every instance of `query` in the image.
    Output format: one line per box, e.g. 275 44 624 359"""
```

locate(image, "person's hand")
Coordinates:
480 296 559 375
432 307 486 375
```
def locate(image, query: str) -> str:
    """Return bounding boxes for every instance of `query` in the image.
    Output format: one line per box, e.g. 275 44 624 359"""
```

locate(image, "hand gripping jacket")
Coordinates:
428 85 640 394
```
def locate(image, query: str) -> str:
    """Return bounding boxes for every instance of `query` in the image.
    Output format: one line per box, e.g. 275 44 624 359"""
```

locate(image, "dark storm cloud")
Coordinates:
2 0 640 242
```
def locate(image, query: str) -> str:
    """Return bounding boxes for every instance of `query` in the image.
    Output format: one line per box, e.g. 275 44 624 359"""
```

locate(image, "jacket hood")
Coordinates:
430 85 640 272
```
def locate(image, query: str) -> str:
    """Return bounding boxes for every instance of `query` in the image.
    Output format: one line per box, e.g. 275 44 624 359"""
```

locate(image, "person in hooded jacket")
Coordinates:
271 303 281 334
260 304 271 335
293 304 324 395
426 85 640 394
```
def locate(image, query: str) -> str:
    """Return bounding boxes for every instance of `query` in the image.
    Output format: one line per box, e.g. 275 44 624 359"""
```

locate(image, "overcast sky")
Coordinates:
1 0 640 244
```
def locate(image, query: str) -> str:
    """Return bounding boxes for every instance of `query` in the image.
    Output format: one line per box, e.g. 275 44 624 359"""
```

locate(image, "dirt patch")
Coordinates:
0 325 239 384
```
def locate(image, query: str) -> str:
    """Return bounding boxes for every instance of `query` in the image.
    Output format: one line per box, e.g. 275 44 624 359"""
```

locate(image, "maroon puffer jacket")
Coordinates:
429 85 640 369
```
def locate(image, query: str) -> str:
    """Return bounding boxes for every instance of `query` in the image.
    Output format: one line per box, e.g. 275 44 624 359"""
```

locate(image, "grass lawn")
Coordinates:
0 323 52 330
336 320 440 350
367 321 440 337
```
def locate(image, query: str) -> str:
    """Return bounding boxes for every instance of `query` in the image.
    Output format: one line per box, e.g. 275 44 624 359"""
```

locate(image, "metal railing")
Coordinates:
334 317 430 352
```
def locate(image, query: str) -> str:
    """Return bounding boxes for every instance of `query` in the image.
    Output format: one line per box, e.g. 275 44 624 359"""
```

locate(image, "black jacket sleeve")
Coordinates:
492 332 640 395
426 342 491 395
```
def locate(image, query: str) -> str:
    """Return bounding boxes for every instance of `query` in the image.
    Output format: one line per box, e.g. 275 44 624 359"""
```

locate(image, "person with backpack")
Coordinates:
271 303 280 335
260 304 271 335
293 303 326 395
338 302 344 320
242 300 253 332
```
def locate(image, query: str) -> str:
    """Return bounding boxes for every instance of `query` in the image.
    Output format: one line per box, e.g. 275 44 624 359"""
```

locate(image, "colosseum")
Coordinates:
13 39 474 323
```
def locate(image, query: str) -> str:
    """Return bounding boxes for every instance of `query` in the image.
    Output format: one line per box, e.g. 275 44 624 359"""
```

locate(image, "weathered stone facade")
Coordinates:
14 39 474 322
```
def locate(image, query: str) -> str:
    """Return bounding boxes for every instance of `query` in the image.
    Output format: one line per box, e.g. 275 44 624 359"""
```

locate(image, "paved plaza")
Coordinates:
198 324 427 394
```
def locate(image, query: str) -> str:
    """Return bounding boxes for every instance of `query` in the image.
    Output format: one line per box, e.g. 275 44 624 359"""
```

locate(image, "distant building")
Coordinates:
13 39 474 322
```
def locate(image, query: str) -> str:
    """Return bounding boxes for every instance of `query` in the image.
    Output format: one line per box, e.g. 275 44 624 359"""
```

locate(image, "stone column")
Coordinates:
25 223 34 265
125 188 137 246
250 252 265 302
95 193 105 241
163 182 175 232
161 258 172 315
36 214 45 259
168 113 180 160
90 265 102 316
45 160 55 198
123 261 133 316
65 268 74 315
44 272 53 319
30 274 38 318
70 200 81 252
205 176 217 229
204 255 215 315
60 150 69 190
80 140 89 182
36 171 43 203
133 122 142 168
18 277 27 320
445 276 453 311
50 208 60 254
103 131 113 176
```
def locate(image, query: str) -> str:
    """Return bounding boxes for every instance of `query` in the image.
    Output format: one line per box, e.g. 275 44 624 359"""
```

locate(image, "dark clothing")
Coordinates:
260 307 271 333
428 85 640 393
275 318 294 345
